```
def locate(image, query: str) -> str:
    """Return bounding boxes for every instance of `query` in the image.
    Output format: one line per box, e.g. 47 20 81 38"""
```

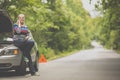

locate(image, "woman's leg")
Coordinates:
14 40 36 75
24 40 36 75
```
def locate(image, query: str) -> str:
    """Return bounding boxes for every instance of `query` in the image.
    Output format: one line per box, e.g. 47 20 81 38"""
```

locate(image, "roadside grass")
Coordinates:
47 48 120 61
38 44 93 61
116 50 120 54
47 50 79 61
47 45 93 61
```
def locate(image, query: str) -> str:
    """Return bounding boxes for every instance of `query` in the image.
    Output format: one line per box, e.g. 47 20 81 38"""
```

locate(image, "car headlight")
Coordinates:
13 49 19 55
2 49 19 55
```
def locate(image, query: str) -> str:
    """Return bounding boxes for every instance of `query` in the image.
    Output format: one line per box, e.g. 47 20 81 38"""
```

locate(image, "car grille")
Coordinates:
0 63 12 68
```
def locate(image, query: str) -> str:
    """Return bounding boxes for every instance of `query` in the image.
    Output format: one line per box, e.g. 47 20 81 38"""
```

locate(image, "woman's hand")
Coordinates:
25 36 29 41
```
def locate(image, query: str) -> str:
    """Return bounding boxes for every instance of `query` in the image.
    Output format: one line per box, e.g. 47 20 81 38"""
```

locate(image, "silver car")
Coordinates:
0 10 39 75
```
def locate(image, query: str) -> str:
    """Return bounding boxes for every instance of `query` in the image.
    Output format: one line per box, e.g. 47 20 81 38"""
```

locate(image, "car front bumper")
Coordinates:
0 54 22 70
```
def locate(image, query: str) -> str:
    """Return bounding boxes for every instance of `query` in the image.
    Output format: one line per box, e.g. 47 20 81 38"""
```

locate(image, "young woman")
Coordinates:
13 14 36 75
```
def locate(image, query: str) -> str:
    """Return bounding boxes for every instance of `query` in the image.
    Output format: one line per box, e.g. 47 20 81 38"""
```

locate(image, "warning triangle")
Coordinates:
39 54 47 63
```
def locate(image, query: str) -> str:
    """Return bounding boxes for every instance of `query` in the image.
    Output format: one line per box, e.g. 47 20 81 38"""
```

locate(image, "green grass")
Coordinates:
47 50 79 61
47 45 93 61
116 50 120 54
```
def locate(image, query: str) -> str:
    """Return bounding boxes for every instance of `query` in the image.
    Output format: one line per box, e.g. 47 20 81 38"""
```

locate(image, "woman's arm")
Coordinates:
25 30 32 40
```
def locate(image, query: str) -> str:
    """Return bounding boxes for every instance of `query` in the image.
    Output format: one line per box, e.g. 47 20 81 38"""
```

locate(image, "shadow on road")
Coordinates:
0 70 30 77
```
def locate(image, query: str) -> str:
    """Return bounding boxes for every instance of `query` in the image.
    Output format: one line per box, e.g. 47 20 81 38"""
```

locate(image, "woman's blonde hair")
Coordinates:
18 14 25 18
17 14 26 27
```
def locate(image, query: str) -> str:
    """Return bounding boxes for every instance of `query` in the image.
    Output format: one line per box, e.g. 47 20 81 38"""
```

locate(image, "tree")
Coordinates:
0 0 95 58
95 0 120 50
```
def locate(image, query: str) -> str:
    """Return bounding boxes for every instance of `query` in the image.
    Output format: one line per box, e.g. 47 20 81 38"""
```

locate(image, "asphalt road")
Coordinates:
0 41 120 80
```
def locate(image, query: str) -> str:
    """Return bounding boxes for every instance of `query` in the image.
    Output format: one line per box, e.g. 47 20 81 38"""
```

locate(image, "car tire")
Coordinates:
15 58 27 75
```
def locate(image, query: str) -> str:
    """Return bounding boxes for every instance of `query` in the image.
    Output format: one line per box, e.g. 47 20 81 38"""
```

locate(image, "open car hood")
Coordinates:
0 10 13 33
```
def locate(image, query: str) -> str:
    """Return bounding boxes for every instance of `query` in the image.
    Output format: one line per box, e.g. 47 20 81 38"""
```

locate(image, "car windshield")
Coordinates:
0 32 13 42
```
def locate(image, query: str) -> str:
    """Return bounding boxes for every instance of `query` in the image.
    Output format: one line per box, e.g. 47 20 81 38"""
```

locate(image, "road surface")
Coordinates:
0 41 120 80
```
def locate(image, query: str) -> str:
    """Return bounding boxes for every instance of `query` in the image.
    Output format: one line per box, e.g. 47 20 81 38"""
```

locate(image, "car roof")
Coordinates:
0 9 13 33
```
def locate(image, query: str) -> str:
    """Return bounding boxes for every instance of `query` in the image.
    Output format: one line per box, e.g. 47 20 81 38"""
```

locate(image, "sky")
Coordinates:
81 0 100 18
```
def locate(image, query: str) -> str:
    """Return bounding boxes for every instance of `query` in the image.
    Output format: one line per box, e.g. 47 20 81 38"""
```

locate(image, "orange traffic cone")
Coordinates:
39 54 47 63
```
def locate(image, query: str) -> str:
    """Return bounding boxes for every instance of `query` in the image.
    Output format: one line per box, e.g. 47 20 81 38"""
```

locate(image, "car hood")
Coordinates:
0 44 17 49
0 10 13 33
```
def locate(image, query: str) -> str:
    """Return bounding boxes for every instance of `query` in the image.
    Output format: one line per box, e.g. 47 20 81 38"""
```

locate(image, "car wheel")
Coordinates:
34 54 39 72
15 58 27 75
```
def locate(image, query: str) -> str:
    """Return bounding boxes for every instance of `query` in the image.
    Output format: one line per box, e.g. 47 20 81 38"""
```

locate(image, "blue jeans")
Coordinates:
14 40 35 74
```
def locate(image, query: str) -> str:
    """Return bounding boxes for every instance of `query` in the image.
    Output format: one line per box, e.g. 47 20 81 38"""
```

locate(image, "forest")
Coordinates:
0 0 120 59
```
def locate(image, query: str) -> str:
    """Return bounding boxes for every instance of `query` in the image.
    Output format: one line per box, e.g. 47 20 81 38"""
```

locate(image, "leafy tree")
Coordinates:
94 0 120 50
0 0 95 58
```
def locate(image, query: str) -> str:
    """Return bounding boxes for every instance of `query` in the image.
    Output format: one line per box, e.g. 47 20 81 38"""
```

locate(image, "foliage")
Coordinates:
95 0 120 50
0 0 95 58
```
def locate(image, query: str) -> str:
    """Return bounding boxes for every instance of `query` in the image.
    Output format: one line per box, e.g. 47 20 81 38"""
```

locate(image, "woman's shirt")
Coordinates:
13 23 29 40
